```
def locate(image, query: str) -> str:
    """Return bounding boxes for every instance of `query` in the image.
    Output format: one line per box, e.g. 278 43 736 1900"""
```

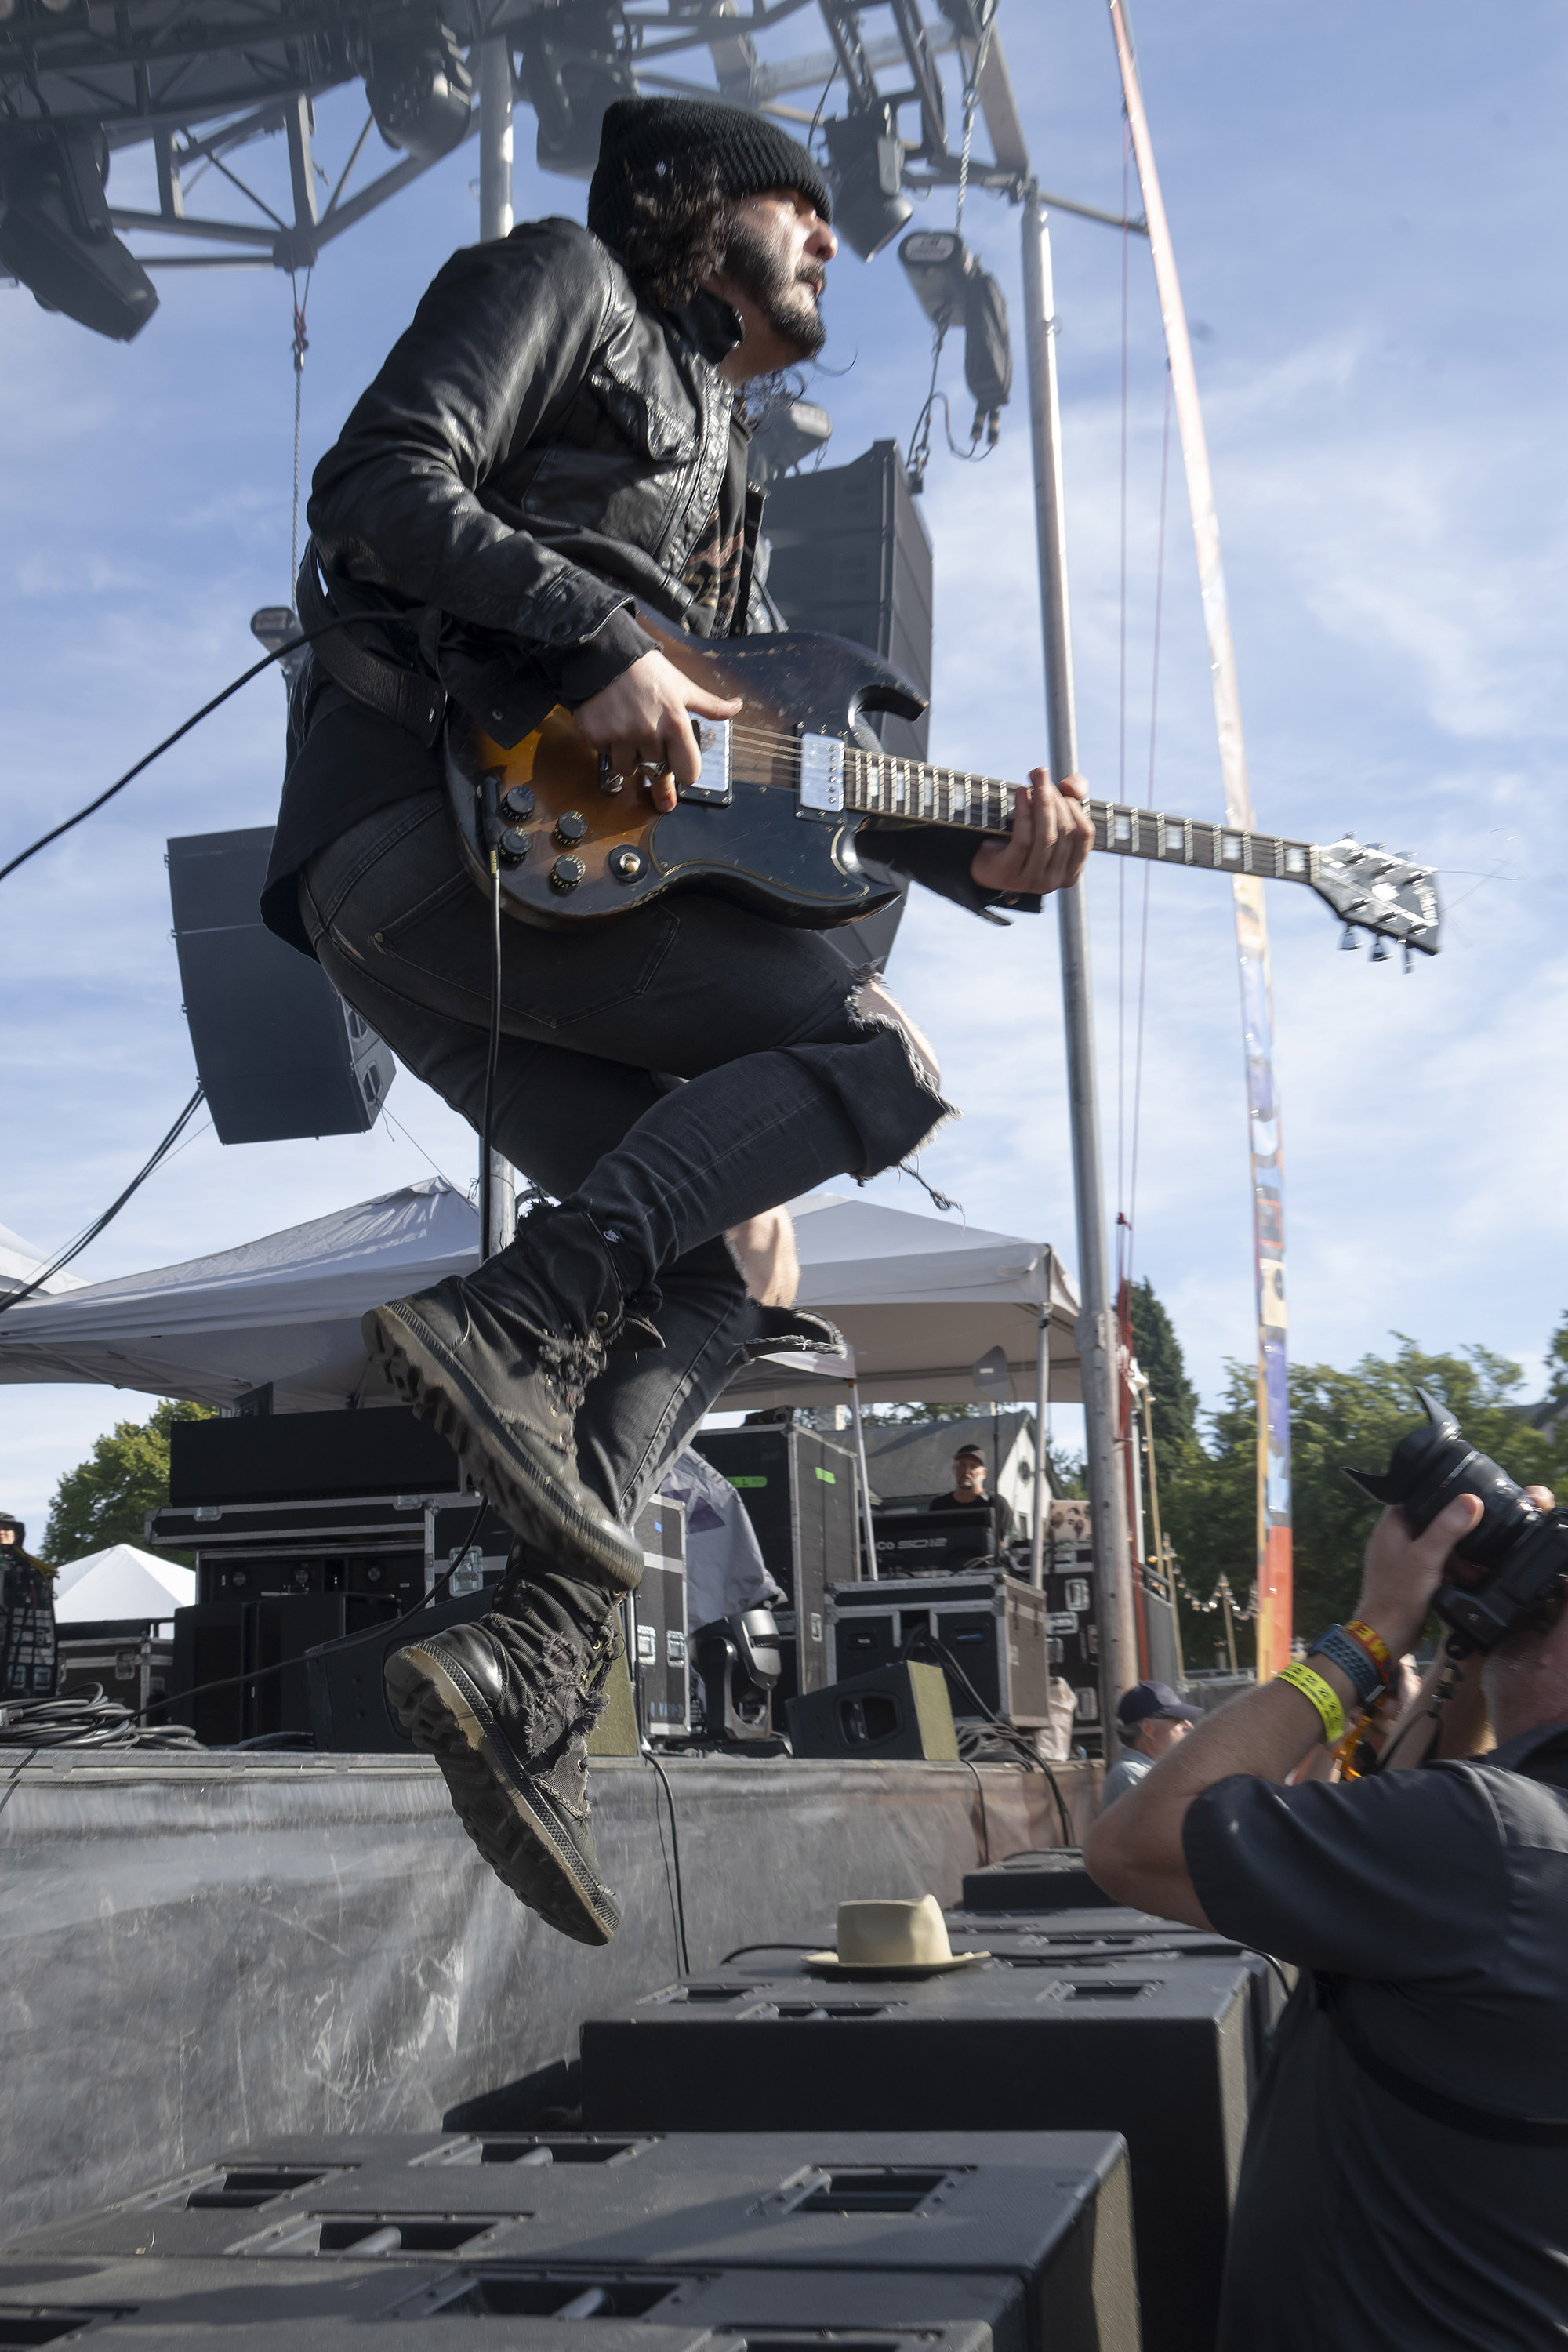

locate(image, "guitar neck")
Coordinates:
841 749 1316 886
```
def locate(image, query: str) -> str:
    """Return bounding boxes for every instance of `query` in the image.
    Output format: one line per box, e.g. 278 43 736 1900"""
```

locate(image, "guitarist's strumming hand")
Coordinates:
575 650 742 813
969 769 1094 898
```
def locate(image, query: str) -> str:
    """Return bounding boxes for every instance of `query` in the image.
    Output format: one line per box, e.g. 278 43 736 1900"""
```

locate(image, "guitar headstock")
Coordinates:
1309 837 1441 959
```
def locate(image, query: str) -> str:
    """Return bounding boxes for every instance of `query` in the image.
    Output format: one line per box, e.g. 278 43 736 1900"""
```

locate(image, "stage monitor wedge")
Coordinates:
167 826 395 1144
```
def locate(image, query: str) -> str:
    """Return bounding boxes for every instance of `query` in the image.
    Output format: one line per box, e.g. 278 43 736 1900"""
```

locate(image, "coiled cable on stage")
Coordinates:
0 1686 201 1749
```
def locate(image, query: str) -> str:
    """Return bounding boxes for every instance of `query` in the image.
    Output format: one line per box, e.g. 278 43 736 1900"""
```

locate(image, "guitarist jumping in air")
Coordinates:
262 96 1094 1944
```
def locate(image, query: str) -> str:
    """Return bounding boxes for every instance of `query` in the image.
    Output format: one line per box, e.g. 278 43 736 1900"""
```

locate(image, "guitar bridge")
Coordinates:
676 716 733 804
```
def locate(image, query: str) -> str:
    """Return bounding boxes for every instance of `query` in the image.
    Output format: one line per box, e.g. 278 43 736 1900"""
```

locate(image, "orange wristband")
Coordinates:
1345 1618 1392 1677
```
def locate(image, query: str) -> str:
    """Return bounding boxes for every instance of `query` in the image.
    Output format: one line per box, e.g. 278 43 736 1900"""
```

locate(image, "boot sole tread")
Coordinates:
386 1641 619 1947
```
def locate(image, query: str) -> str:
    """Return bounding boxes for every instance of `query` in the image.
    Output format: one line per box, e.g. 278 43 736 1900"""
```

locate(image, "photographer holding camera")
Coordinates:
1086 1439 1568 2348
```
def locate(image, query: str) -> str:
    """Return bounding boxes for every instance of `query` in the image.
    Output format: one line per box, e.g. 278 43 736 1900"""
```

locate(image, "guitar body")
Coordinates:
446 622 927 931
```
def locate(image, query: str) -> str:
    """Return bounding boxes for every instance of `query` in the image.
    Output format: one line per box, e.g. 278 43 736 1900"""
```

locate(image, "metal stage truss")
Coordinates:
0 2 1142 292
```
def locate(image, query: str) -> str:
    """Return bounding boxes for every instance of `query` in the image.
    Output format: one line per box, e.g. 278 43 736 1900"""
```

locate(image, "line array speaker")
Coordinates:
167 826 396 1144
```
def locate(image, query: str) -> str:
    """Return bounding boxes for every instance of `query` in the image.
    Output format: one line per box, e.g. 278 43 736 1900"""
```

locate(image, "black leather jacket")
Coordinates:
279 215 1033 937
306 215 757 747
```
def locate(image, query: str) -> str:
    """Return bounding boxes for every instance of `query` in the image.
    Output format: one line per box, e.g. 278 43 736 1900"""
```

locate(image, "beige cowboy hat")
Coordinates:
807 1895 988 1979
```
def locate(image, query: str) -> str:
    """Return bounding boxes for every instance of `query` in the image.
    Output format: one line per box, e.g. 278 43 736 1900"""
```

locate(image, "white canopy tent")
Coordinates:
0 1177 1078 1585
53 1543 195 1624
0 1221 86 1301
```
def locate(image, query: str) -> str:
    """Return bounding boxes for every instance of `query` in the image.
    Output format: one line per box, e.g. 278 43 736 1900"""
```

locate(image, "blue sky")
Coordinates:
3 0 1566 1541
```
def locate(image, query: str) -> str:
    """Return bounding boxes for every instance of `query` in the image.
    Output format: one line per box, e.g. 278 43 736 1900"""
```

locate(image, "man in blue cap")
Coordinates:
1099 1679 1201 1810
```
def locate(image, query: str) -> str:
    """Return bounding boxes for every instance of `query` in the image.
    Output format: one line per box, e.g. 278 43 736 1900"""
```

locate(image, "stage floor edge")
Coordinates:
0 1748 1100 2241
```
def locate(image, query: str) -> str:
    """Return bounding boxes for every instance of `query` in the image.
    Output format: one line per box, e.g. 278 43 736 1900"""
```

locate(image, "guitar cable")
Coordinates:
0 615 367 890
477 774 506 1258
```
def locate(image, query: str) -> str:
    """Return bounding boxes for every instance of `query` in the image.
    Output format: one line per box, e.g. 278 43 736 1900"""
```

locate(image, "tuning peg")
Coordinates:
1340 925 1359 952
1370 937 1389 964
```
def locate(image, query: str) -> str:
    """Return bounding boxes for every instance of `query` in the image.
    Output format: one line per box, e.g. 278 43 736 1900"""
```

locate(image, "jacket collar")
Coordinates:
1469 1719 1568 1781
668 287 746 365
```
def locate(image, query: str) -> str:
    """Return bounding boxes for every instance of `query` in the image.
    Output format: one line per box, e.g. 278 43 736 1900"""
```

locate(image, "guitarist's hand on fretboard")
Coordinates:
969 769 1095 900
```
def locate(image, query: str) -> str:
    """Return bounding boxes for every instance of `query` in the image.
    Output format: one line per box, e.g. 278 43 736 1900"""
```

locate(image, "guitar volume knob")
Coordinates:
550 855 586 893
498 827 529 865
554 811 588 847
501 784 535 820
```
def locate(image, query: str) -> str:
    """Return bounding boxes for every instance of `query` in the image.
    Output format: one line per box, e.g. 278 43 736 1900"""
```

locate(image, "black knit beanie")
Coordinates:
588 96 832 254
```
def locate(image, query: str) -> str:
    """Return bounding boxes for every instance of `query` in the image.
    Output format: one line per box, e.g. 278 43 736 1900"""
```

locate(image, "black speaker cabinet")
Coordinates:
10 2129 1136 2352
829 1571 1051 1727
691 1426 856 1703
962 1850 1119 1913
169 1406 459 1508
785 1660 957 1761
580 1962 1252 2352
168 826 396 1145
172 1592 431 1744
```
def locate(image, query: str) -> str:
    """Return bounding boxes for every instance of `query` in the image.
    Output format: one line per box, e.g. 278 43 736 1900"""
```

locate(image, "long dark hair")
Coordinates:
608 151 734 307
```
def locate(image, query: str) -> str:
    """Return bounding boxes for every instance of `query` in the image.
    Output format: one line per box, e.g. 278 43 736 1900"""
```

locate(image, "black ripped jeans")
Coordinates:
300 790 946 1525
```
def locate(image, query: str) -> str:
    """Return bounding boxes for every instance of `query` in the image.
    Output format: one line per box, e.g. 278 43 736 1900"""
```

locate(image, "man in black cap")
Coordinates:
926 1441 1013 1554
263 95 1093 1947
1099 1679 1201 1810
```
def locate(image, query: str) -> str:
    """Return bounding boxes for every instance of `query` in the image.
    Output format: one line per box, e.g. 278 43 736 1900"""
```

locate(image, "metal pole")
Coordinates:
1029 1256 1051 1591
477 32 516 1259
477 37 514 242
847 1375 880 1581
1021 183 1137 1756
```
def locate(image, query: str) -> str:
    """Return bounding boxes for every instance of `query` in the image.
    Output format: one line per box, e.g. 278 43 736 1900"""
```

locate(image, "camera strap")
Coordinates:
1315 1973 1568 2146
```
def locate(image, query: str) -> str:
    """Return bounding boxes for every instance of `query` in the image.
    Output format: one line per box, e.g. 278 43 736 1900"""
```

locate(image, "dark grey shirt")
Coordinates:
1183 1722 1568 2350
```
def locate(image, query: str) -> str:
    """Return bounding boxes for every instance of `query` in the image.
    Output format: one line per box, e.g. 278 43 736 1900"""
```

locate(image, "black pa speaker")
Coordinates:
167 826 395 1143
785 1660 957 1761
961 1850 1120 1913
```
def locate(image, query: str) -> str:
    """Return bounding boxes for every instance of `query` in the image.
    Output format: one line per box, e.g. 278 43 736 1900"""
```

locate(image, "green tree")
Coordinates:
1129 1276 1199 1497
1544 1310 1568 1420
1160 1337 1567 1665
42 1398 215 1566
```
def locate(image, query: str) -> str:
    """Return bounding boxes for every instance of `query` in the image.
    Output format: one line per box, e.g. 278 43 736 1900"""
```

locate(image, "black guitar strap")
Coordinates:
1315 1973 1568 2146
296 548 447 750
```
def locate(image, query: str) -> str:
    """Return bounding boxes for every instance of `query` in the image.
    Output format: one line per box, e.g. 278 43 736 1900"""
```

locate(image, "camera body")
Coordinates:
1345 1388 1568 1652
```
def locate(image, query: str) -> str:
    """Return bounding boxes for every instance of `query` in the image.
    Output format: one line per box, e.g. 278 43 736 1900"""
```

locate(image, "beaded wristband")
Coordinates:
1345 1617 1393 1675
1276 1661 1346 1746
1308 1624 1387 1711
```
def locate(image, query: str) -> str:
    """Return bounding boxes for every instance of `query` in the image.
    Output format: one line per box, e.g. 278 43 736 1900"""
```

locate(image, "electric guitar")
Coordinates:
446 621 1441 958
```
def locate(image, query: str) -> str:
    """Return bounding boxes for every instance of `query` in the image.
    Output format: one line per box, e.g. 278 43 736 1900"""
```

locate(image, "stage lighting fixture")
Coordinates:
899 230 1011 445
0 125 158 342
824 107 912 260
899 227 971 325
517 9 635 180
365 22 473 163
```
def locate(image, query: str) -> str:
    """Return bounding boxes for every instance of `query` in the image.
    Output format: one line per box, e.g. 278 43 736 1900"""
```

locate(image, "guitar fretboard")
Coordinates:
841 749 1316 885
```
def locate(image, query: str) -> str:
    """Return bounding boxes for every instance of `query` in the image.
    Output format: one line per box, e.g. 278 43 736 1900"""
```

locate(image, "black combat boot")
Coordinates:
362 1202 643 1588
386 1544 625 1944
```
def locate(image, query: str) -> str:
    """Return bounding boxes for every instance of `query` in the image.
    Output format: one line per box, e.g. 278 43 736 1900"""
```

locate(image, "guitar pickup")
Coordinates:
676 716 732 804
797 733 844 819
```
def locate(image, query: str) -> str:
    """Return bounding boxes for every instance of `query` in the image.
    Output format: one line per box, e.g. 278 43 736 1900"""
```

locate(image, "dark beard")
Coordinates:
720 216 826 361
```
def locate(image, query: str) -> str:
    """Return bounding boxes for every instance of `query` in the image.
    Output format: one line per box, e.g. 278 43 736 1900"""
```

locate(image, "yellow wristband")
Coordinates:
1276 1661 1346 1746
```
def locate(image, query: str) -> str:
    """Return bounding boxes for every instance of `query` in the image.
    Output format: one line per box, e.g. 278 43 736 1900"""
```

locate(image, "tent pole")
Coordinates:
1030 1258 1051 1591
847 1376 879 1581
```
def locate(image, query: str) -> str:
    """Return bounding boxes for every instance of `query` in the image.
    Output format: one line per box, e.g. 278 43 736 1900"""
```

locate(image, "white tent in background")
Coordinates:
53 1543 194 1623
0 1179 479 1413
0 1177 1079 1414
0 1175 1078 1581
0 1221 86 1301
